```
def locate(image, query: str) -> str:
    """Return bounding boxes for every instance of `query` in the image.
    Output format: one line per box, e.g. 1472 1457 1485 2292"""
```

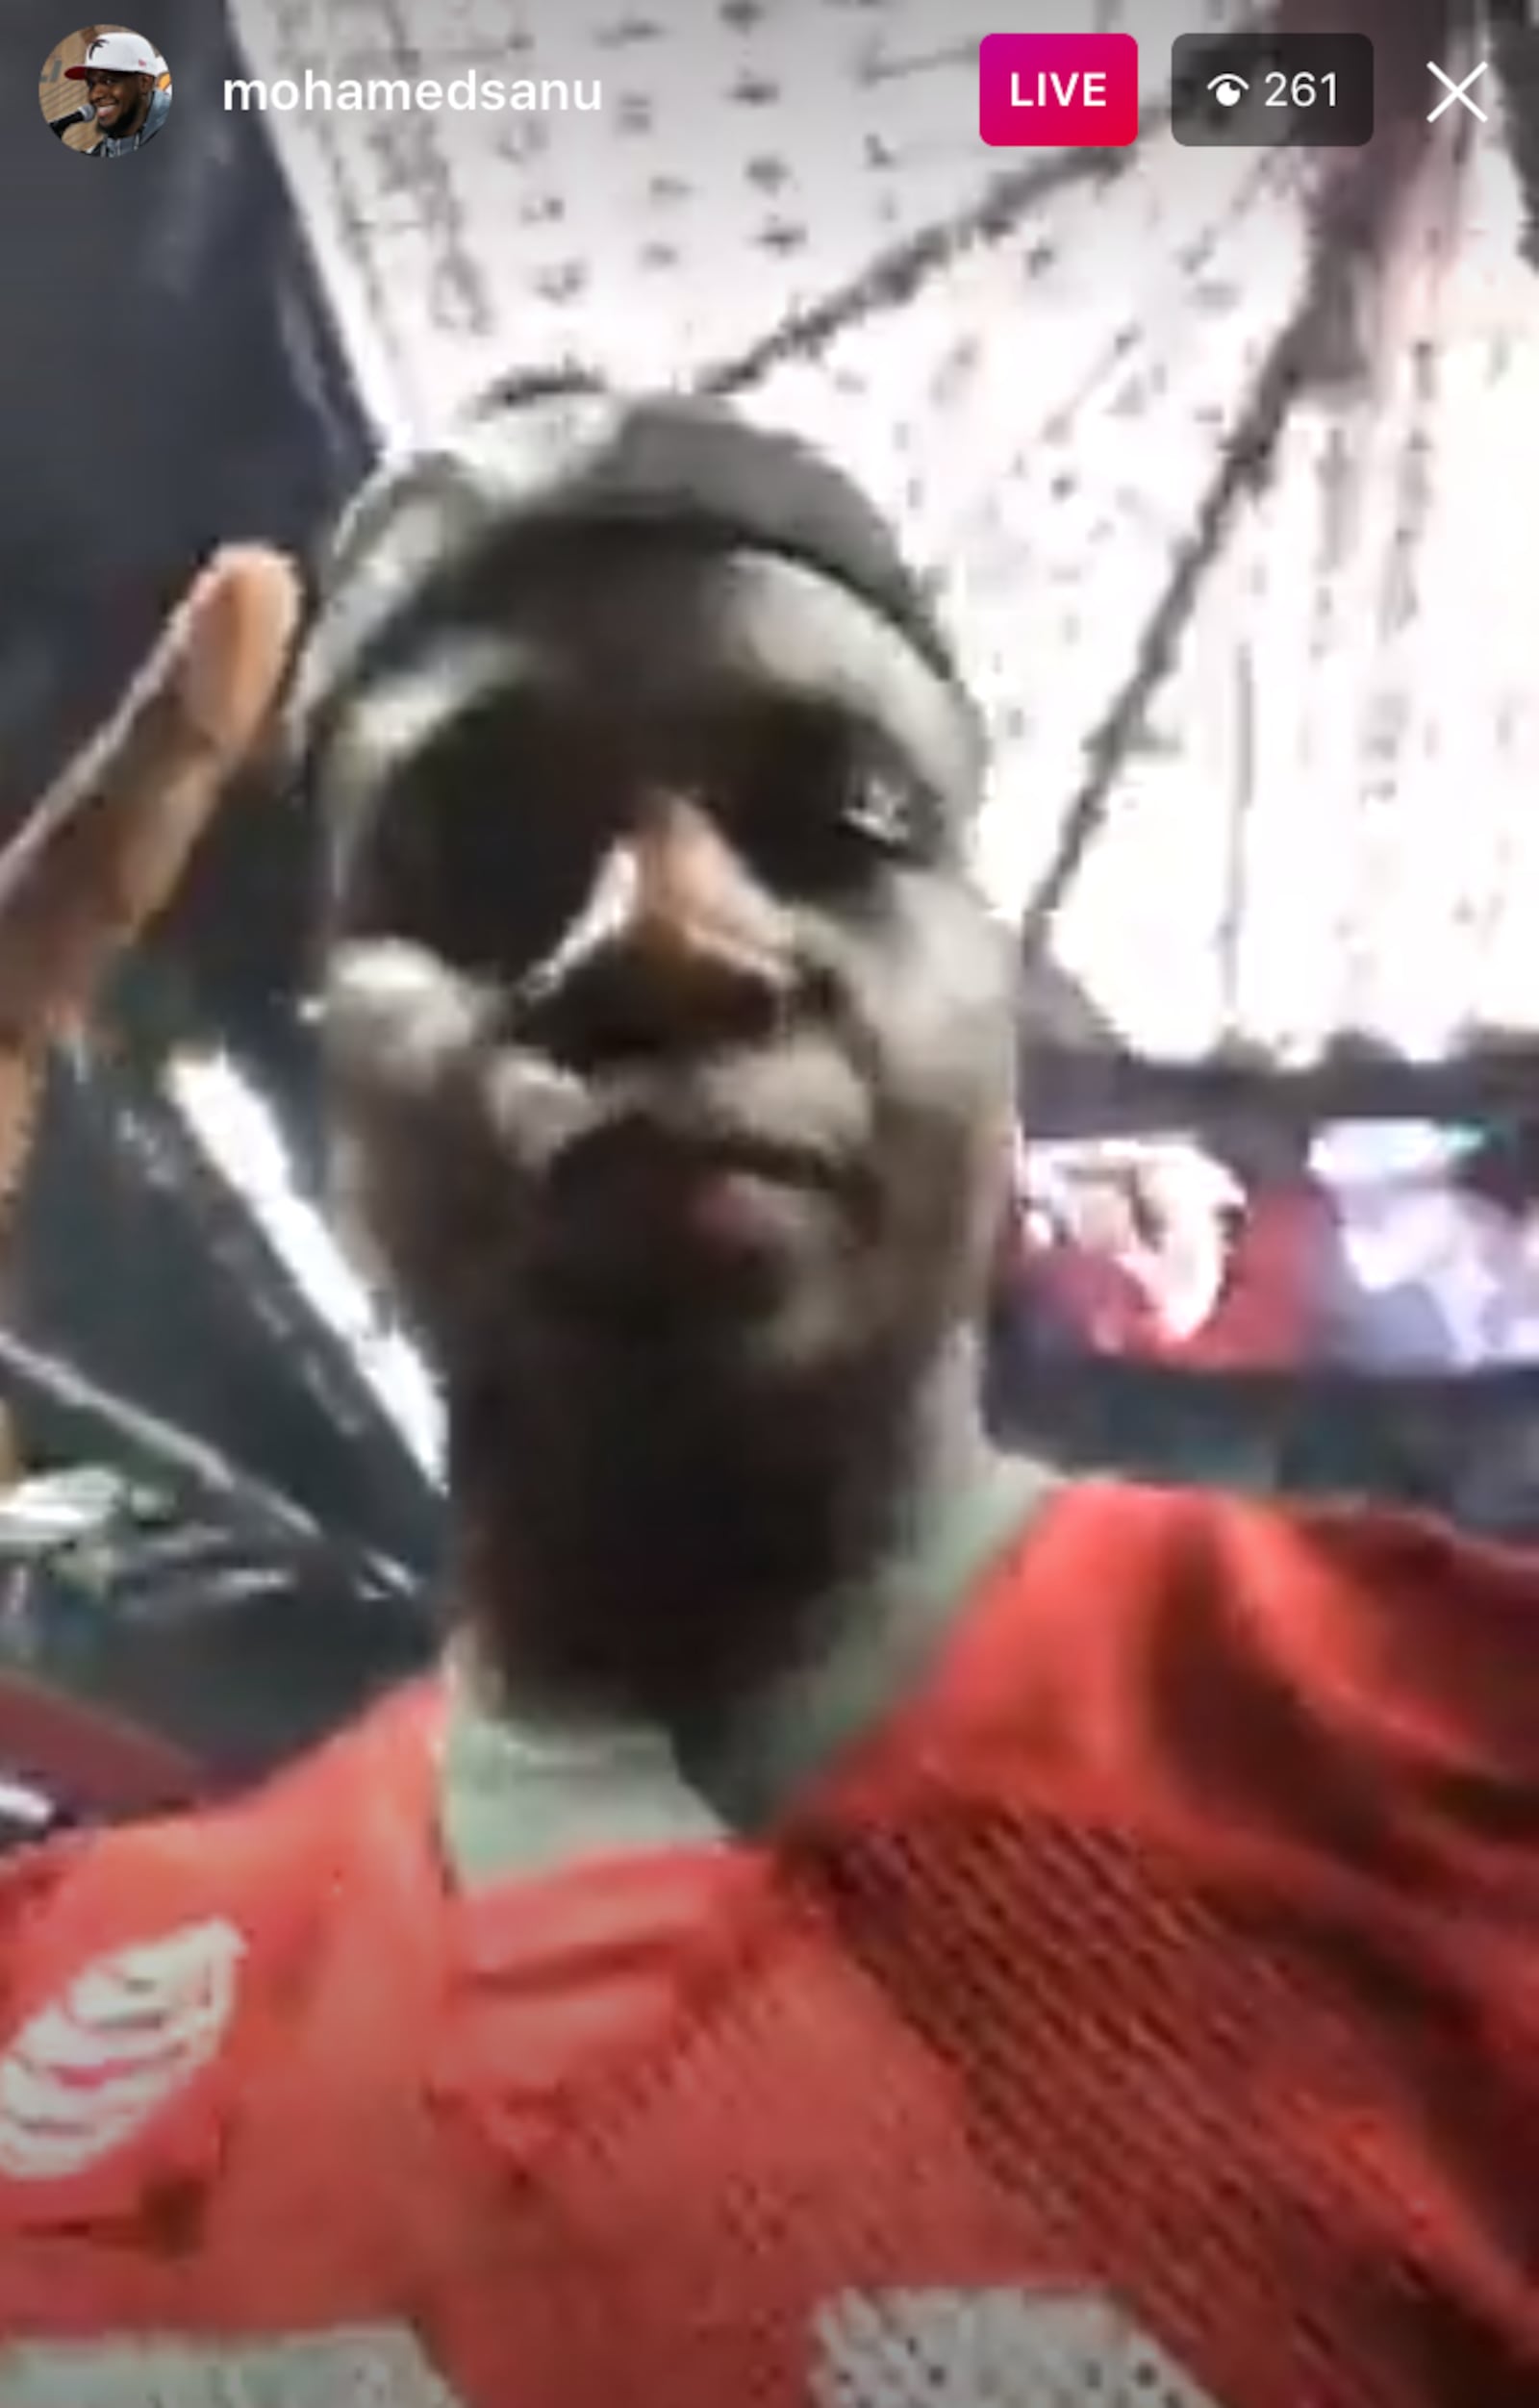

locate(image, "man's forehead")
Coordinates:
304 539 983 803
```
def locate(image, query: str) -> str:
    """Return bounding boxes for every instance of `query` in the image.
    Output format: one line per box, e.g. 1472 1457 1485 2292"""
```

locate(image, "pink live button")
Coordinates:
979 32 1139 148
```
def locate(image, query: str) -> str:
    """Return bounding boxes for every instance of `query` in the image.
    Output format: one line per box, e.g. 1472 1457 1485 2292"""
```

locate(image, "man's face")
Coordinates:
312 538 1016 1420
85 69 150 132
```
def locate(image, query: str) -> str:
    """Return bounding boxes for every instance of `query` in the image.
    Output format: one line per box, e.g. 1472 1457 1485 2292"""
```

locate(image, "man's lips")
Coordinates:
553 1117 846 1210
469 1032 873 1277
540 1114 859 1274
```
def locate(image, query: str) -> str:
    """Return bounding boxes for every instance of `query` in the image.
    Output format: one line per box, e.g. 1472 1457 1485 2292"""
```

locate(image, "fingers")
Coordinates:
0 1050 43 1225
0 546 303 1037
164 544 305 765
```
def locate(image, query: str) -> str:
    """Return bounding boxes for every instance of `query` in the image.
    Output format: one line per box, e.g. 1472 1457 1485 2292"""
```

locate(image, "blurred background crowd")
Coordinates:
1012 1114 1539 1372
994 1106 1539 1541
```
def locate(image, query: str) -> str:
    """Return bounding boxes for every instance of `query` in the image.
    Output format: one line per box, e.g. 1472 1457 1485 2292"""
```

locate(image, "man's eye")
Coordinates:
837 765 923 852
797 779 923 892
733 720 931 890
346 782 603 975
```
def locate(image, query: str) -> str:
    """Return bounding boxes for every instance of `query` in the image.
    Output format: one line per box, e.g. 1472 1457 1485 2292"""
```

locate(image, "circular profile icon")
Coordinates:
39 26 171 157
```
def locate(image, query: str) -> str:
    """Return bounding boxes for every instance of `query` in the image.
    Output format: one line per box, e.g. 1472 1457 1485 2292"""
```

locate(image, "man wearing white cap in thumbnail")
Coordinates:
53 30 170 157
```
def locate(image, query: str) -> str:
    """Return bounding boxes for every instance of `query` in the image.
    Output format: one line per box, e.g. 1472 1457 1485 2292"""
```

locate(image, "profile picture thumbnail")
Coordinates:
39 26 171 157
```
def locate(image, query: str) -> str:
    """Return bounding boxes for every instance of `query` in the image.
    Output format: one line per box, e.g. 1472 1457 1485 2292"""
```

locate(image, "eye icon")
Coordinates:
1207 73 1249 106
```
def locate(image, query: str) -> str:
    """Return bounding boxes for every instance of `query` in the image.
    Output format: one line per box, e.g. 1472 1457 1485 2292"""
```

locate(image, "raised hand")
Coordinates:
0 549 301 1435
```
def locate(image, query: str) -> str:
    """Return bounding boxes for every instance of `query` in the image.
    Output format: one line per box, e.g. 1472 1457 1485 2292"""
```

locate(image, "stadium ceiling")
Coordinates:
235 0 1535 1065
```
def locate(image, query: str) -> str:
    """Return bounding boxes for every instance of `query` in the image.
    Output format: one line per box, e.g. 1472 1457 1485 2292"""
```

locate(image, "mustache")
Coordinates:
492 1041 871 1188
322 940 871 1173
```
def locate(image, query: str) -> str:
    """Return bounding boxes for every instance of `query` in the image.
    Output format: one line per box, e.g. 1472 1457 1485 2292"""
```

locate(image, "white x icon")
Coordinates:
1426 59 1489 120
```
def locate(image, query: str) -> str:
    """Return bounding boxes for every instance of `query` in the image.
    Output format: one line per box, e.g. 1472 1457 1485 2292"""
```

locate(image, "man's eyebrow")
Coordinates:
315 613 978 803
341 638 864 741
322 638 563 768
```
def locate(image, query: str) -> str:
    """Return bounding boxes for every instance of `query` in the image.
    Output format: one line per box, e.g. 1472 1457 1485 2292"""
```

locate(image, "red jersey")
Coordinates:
1024 1236 1160 1353
0 1478 1536 2405
1161 1182 1342 1368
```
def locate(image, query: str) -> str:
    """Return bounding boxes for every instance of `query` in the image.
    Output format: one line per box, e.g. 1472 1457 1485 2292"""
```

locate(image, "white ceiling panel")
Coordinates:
233 0 1539 1060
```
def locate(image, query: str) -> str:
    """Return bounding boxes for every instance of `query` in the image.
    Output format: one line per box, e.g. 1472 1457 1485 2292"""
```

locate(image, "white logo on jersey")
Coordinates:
0 2327 466 2406
0 1919 243 2181
811 2289 1228 2406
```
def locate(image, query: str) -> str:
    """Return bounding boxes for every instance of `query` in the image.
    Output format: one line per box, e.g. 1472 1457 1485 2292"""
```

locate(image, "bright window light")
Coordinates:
164 1051 445 1479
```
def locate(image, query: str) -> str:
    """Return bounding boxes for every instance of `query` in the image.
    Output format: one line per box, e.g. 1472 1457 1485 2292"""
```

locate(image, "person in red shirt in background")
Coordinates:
0 382 1534 2407
1010 1128 1342 1370
1162 1123 1346 1369
1014 1158 1163 1356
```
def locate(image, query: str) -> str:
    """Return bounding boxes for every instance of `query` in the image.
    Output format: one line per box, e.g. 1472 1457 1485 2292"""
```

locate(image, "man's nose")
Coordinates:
521 794 804 1059
629 790 796 968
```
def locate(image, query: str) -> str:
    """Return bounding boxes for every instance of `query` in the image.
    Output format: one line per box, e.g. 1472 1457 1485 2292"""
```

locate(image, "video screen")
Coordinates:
8 0 1539 1819
1012 1115 1539 1373
8 8 1539 2399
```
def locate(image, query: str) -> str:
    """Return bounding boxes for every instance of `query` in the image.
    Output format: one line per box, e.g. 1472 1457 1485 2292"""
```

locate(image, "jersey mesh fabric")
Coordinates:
399 1800 1534 2406
1 1482 1538 2407
327 1492 1539 2405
